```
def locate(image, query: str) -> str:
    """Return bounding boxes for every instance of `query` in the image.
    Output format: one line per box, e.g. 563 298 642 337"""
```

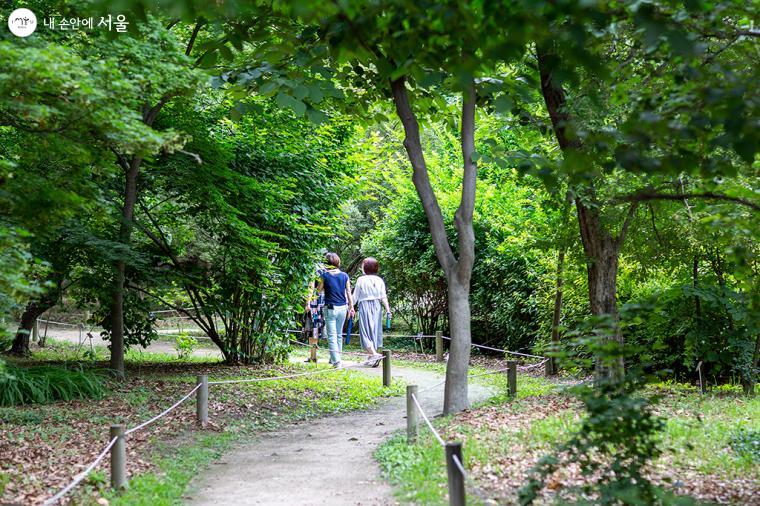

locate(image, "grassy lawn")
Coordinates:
375 370 759 505
0 338 404 505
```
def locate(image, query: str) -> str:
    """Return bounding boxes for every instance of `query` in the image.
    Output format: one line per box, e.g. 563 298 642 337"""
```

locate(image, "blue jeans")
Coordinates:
324 305 347 364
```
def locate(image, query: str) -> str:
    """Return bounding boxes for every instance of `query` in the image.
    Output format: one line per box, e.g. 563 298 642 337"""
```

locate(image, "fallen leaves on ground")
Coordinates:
433 394 758 505
0 361 346 505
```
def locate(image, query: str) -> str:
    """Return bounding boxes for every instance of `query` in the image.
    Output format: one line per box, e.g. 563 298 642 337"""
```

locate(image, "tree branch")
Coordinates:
613 191 760 212
186 19 206 57
456 79 477 285
617 201 639 246
143 92 178 126
647 203 663 246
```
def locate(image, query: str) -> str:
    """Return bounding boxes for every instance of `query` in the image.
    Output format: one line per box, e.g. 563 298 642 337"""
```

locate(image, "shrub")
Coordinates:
174 332 198 359
519 317 694 505
0 364 105 406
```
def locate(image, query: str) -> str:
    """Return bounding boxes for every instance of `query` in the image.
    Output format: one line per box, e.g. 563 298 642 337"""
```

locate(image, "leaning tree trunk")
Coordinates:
10 279 63 355
10 302 45 355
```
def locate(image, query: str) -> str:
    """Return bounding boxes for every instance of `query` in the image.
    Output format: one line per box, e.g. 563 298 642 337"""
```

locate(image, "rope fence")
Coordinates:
34 315 550 373
41 437 118 506
406 377 507 506
34 310 549 505
440 335 546 360
124 383 202 436
410 392 446 446
42 349 394 505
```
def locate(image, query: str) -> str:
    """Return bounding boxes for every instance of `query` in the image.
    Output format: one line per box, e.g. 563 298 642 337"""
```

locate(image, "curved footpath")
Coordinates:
184 363 495 506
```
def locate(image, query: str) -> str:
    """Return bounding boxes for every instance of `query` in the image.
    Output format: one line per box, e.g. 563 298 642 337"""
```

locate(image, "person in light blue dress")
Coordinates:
352 257 391 365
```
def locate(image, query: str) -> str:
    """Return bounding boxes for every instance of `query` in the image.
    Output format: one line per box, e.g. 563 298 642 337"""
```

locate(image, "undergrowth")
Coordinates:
0 364 105 406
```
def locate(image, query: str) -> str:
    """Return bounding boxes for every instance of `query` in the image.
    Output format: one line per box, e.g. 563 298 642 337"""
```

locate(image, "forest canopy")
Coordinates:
1 0 757 398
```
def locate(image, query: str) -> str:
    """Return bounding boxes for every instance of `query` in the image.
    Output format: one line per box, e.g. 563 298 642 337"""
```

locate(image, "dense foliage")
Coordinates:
0 364 104 406
0 0 757 502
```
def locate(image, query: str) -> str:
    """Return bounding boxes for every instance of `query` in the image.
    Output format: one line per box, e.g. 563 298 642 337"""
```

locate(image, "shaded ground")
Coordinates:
0 355 403 505
377 378 759 505
186 364 495 506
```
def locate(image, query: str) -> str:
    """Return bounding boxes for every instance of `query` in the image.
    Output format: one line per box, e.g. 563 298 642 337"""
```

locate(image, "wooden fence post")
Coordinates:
196 375 208 427
110 424 127 490
382 349 392 387
40 319 49 347
507 361 517 397
697 361 705 394
435 331 444 362
445 441 466 506
406 385 418 443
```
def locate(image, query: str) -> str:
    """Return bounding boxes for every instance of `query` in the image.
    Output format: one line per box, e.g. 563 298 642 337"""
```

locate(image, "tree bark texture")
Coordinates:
110 157 141 378
537 46 633 378
390 76 476 414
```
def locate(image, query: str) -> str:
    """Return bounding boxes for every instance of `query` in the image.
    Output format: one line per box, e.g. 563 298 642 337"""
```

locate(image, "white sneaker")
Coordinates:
332 362 342 369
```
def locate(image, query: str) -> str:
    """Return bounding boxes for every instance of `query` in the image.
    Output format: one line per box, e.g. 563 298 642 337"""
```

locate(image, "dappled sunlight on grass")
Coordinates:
376 377 759 505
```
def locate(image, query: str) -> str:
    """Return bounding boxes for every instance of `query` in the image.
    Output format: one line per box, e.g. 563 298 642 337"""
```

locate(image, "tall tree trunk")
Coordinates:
444 279 471 411
548 248 565 375
110 157 141 378
576 200 628 378
107 24 200 379
548 193 572 375
390 76 476 414
537 46 635 379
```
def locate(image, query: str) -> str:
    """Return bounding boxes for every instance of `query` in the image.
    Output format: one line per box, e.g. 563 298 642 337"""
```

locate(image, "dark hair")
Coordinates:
362 257 379 275
325 252 341 268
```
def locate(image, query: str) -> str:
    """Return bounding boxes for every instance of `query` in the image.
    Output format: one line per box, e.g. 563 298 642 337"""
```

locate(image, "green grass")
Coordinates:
375 379 759 505
1 342 406 505
651 383 760 478
0 364 105 406
376 434 450 505
14 338 214 364
104 431 236 506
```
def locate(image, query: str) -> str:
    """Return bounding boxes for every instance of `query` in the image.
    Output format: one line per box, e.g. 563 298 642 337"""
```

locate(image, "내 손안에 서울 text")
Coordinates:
6 7 130 35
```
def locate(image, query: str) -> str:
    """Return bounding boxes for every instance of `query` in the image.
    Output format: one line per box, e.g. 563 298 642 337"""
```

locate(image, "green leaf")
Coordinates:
306 108 328 124
199 51 218 68
275 93 306 117
293 85 309 100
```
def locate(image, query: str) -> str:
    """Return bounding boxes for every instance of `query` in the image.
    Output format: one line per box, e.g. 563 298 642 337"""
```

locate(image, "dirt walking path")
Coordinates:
184 364 495 506
34 326 223 358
